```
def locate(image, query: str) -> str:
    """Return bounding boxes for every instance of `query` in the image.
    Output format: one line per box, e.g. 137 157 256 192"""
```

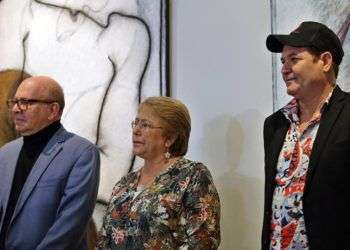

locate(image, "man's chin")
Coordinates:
15 127 33 136
286 87 298 97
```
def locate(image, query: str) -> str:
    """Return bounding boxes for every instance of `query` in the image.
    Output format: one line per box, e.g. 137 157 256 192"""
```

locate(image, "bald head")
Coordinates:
12 76 65 135
19 76 65 113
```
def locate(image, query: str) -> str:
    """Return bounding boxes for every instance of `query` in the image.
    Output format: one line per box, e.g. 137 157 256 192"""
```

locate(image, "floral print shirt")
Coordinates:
270 90 333 250
97 158 220 250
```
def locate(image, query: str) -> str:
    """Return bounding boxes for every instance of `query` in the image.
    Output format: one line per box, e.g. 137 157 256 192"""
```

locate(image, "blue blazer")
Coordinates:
0 127 100 250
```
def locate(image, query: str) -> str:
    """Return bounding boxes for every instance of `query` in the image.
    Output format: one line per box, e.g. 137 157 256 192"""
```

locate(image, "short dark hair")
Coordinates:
306 46 339 78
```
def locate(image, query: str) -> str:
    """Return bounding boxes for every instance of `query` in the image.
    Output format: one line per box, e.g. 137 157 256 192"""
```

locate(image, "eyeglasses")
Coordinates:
7 98 56 111
131 119 162 131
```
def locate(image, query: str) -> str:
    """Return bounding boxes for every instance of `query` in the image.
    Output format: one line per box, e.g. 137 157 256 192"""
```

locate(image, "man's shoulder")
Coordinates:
0 138 22 163
65 132 95 147
0 137 22 152
56 128 98 153
263 109 289 143
264 109 285 126
341 89 350 104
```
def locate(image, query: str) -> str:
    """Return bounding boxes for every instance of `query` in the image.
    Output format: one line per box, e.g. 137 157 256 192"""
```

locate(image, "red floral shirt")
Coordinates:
270 90 333 250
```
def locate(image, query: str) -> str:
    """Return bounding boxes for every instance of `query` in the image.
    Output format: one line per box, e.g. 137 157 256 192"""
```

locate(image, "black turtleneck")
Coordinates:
0 121 61 249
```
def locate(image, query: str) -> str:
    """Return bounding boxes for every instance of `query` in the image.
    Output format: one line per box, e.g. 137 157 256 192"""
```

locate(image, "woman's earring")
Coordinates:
165 141 171 160
165 151 171 159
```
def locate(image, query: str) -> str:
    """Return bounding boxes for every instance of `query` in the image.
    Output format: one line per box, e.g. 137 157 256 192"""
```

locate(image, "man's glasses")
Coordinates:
7 98 56 111
131 119 162 131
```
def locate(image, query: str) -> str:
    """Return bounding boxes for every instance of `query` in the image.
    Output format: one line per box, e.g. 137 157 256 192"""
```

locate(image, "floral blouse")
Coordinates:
97 158 220 250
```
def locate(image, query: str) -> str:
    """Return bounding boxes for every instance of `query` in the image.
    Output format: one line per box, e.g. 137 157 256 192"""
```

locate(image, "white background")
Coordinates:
171 1 272 249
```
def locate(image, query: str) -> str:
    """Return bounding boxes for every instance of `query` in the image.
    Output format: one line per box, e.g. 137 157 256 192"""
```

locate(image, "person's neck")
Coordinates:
23 120 61 143
143 155 180 175
22 120 61 154
298 83 334 123
137 155 181 188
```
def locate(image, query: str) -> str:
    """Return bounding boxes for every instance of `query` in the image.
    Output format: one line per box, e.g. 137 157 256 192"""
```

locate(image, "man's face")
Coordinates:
11 80 55 136
281 46 325 100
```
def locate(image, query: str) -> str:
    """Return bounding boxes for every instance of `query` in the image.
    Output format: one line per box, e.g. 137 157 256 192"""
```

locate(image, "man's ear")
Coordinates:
48 102 61 121
320 51 333 73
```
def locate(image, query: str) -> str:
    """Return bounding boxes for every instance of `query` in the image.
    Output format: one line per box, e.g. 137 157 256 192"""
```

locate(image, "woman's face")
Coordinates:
132 107 168 161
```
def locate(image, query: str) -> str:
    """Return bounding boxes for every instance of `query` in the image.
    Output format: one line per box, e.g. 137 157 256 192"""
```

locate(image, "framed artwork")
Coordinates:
0 0 169 224
270 0 350 110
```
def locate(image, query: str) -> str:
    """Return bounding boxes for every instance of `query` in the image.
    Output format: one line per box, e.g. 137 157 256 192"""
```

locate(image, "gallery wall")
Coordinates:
171 1 272 249
0 0 275 248
0 0 168 225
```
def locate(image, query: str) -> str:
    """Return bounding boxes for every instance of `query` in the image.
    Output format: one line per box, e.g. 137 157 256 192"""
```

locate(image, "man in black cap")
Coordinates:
262 21 348 250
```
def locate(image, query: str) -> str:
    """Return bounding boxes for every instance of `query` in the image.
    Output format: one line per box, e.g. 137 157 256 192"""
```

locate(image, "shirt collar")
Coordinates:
281 85 336 124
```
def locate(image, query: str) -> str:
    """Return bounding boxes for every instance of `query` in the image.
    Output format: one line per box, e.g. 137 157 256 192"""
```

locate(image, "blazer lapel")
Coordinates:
268 113 289 183
305 86 347 195
11 127 70 222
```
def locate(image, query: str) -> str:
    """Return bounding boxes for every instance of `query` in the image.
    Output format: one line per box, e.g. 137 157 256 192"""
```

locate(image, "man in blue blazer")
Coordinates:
0 76 100 249
262 21 349 249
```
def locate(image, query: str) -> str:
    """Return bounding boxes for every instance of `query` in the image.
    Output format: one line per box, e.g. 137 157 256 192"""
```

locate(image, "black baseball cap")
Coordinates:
266 21 344 65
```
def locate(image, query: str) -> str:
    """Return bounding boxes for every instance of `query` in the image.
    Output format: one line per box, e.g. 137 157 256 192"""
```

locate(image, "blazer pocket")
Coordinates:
36 177 64 188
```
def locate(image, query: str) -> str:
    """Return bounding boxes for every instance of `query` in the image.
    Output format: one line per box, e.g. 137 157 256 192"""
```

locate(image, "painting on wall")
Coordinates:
270 0 350 110
0 0 169 225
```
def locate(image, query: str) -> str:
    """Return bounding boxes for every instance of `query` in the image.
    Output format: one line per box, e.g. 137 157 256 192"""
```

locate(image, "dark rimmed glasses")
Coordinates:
7 98 56 111
131 119 162 131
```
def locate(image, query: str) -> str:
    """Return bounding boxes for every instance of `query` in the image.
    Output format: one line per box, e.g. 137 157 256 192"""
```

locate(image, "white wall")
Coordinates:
171 1 273 249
